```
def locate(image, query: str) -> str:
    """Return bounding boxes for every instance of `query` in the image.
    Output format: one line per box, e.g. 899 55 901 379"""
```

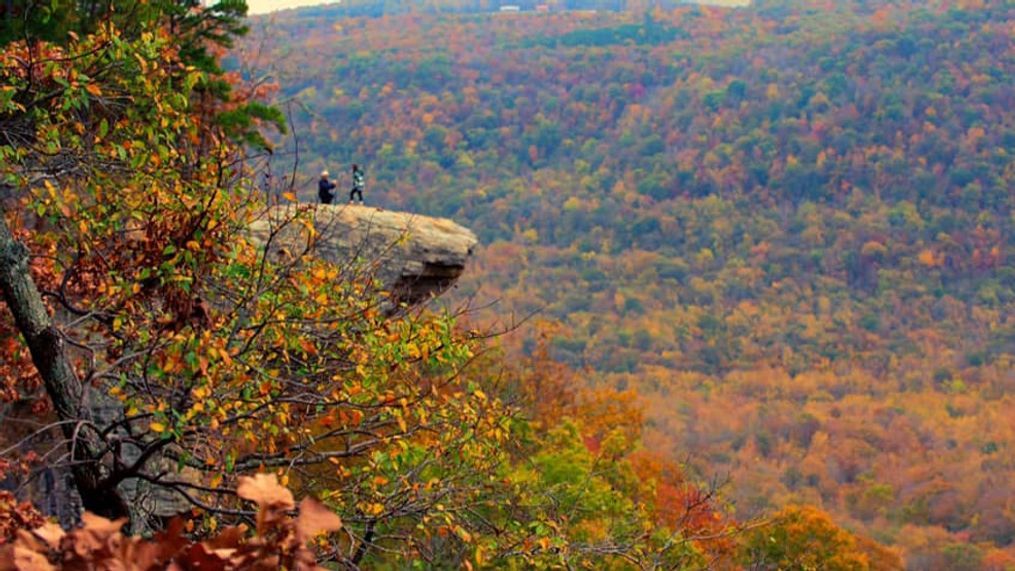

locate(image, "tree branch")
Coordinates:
0 206 128 520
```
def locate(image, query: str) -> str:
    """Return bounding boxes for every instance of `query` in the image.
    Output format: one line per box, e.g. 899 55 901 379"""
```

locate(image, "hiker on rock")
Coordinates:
349 164 365 204
318 170 337 204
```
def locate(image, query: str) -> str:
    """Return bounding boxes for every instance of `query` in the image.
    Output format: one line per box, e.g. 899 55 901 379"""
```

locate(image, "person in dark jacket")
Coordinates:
318 170 337 204
349 164 364 204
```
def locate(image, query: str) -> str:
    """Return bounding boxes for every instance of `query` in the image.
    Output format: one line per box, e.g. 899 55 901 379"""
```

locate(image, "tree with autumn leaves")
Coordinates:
0 2 747 568
741 506 902 571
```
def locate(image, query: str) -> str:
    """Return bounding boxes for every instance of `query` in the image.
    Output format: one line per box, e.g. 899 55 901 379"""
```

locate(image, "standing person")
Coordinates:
349 164 365 204
318 170 337 204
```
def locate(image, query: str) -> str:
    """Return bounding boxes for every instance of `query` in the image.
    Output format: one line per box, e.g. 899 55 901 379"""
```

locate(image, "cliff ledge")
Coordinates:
249 204 478 305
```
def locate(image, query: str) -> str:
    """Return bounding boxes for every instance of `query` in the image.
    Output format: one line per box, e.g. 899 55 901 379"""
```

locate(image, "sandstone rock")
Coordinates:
249 204 478 305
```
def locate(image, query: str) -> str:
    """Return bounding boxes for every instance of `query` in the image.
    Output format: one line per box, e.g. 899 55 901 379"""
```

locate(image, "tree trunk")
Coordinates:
0 209 129 521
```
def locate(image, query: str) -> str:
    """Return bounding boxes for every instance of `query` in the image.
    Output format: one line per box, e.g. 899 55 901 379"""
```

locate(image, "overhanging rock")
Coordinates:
249 204 478 306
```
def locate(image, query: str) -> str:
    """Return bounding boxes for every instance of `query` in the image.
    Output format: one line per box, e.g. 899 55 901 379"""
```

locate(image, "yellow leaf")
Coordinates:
85 83 102 97
282 192 297 202
150 422 166 433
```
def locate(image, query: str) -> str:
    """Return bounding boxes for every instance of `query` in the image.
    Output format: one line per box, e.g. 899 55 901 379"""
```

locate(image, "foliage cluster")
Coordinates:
1 473 342 571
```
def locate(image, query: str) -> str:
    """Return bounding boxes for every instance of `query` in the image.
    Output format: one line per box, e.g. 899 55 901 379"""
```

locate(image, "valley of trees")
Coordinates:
239 0 1015 568
0 1 921 569
1 2 728 569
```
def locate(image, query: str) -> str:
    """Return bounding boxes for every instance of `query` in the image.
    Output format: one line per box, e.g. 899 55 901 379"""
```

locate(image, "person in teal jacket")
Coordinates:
349 164 364 204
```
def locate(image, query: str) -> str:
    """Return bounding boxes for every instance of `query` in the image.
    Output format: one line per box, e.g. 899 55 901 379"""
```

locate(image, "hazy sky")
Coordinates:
246 0 338 14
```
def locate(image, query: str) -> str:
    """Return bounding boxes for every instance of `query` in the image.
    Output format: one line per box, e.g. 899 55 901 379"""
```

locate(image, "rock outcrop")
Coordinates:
249 204 478 305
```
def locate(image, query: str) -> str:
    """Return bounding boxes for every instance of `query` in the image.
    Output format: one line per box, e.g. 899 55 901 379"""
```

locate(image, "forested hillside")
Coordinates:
242 0 1014 567
1 1 775 568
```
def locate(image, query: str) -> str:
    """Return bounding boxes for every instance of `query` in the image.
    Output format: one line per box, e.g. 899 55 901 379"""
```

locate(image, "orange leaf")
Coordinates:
295 497 342 543
236 473 294 510
31 523 65 550
10 545 56 571
72 513 128 555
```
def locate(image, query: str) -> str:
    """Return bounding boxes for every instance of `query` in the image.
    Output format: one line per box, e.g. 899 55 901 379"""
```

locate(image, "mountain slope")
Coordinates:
240 0 1014 565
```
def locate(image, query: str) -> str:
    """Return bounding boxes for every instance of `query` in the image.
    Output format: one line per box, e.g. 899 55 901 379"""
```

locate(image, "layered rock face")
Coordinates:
249 204 478 306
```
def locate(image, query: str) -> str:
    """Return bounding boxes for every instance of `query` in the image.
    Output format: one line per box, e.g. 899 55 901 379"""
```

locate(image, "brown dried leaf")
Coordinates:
204 525 247 550
224 547 261 569
12 545 55 571
295 498 342 543
244 554 280 571
180 543 231 571
70 513 126 557
13 529 47 553
150 517 188 559
117 535 171 571
0 478 334 570
0 546 15 571
80 512 127 537
236 473 294 510
291 545 325 571
30 523 64 551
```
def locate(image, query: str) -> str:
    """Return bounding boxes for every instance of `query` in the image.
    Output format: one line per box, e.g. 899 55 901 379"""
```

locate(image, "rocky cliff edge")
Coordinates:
249 204 478 305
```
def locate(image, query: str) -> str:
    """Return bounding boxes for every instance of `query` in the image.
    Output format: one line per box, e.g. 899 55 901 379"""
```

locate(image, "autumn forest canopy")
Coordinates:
0 0 1012 569
243 0 1012 567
